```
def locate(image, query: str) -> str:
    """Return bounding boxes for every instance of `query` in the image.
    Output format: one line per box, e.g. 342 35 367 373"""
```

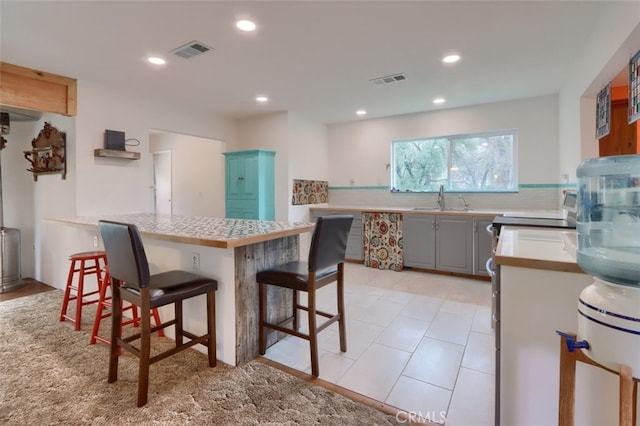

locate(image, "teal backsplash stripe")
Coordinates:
329 185 390 190
329 183 577 190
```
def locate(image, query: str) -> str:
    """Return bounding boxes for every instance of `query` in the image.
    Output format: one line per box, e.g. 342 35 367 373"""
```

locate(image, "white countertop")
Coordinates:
495 226 585 274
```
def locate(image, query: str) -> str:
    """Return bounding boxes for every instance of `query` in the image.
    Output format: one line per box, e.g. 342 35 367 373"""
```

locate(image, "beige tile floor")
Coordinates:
262 263 495 426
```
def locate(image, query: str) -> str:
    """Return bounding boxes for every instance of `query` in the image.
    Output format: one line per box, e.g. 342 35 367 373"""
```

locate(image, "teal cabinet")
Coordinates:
224 150 275 220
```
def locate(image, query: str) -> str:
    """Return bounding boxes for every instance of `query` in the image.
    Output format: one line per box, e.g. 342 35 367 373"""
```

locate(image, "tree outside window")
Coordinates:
391 130 517 192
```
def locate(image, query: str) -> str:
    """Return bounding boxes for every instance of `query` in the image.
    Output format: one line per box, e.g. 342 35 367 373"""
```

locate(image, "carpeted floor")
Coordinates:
0 290 405 425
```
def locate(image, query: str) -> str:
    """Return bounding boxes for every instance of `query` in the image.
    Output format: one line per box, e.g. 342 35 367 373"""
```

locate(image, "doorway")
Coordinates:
153 150 172 215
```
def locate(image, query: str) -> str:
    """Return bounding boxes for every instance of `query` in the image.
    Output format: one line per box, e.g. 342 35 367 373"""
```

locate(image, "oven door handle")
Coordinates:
485 258 495 277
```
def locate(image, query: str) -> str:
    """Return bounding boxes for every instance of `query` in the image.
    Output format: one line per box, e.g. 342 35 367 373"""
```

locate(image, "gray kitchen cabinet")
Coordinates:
310 211 363 261
436 215 473 274
402 214 436 269
403 214 473 274
473 217 493 277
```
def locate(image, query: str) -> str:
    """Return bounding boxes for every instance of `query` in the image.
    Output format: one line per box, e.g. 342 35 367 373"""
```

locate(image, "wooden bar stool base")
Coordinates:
90 269 163 345
559 333 638 426
59 251 106 331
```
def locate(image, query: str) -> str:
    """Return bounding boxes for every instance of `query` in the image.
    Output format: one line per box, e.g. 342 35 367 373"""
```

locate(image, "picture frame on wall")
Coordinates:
596 82 611 139
629 49 640 125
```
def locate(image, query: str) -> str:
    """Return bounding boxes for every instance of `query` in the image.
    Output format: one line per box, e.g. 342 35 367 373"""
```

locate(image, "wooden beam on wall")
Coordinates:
0 62 77 116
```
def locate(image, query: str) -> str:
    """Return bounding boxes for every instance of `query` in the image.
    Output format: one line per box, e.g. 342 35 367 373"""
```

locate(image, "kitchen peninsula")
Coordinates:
495 226 634 425
47 213 314 367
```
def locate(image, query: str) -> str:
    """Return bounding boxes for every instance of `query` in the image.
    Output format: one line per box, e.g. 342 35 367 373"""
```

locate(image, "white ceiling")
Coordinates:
0 1 619 124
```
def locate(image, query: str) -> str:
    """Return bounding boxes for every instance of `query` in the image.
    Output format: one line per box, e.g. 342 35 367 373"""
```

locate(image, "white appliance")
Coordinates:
0 112 23 293
575 154 640 377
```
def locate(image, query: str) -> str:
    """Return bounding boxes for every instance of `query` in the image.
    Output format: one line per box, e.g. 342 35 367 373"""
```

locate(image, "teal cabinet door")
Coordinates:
223 150 275 220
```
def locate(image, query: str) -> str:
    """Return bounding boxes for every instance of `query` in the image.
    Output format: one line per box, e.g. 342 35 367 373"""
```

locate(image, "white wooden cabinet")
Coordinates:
497 227 640 425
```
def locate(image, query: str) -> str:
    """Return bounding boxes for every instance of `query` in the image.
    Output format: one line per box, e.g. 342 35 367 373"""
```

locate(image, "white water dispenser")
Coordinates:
575 154 640 376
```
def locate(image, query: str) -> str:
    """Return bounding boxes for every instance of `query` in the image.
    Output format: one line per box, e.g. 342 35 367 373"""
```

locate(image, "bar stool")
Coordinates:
90 267 164 346
99 220 218 407
257 215 353 377
60 251 106 331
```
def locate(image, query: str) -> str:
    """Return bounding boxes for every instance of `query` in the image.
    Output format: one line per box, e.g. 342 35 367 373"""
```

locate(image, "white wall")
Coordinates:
326 95 560 210
236 112 290 221
39 80 237 288
149 132 226 217
287 112 329 223
2 119 38 278
2 114 76 281
236 112 330 255
287 113 329 255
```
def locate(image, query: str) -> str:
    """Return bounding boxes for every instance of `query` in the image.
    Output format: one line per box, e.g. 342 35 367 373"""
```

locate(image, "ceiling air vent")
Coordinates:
370 73 407 85
170 40 213 59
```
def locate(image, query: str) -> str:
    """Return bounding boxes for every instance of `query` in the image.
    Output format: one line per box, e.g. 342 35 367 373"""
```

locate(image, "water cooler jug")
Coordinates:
576 154 640 376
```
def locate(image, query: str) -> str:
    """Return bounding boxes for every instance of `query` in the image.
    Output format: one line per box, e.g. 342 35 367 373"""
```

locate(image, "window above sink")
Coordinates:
391 129 518 193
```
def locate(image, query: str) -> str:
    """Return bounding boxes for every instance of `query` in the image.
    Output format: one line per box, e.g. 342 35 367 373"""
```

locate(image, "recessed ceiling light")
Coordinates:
442 54 461 64
256 96 268 103
236 20 256 32
147 56 166 65
433 98 446 104
356 110 367 116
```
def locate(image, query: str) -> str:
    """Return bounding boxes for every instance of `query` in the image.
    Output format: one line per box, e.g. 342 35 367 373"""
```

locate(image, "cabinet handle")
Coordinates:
237 176 244 181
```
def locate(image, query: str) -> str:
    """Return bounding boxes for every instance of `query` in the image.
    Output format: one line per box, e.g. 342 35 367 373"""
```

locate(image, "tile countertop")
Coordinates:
47 213 315 249
309 205 565 218
495 226 586 274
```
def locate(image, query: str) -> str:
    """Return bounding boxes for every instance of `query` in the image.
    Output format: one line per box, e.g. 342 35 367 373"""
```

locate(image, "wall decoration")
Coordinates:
291 179 328 205
23 122 66 181
363 211 403 271
596 82 611 139
629 49 640 125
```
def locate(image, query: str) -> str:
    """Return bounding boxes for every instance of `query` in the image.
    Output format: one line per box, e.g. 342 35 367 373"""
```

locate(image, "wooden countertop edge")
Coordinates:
46 219 315 249
495 255 586 274
310 206 501 217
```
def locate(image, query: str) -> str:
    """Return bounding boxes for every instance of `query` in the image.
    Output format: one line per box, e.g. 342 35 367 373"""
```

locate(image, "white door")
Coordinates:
153 150 172 215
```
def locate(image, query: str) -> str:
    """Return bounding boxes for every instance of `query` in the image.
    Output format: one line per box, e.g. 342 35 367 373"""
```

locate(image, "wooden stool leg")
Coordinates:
307 282 319 377
558 334 576 426
337 263 347 352
108 278 122 384
90 271 110 344
620 365 634 426
292 289 299 331
73 259 87 331
137 288 152 407
207 291 217 368
175 301 183 347
152 308 164 337
59 259 77 322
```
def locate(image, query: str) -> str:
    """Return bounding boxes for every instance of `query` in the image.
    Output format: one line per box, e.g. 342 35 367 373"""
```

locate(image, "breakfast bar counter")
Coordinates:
48 213 315 367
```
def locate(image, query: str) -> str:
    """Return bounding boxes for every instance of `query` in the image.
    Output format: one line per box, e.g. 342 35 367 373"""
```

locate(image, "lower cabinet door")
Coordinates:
402 214 436 269
436 215 473 274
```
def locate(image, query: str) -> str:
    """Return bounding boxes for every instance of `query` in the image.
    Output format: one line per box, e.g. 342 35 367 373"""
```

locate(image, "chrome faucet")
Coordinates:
458 195 470 211
437 184 445 210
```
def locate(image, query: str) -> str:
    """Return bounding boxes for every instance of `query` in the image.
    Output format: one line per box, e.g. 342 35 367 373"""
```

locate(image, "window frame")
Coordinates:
390 129 518 193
